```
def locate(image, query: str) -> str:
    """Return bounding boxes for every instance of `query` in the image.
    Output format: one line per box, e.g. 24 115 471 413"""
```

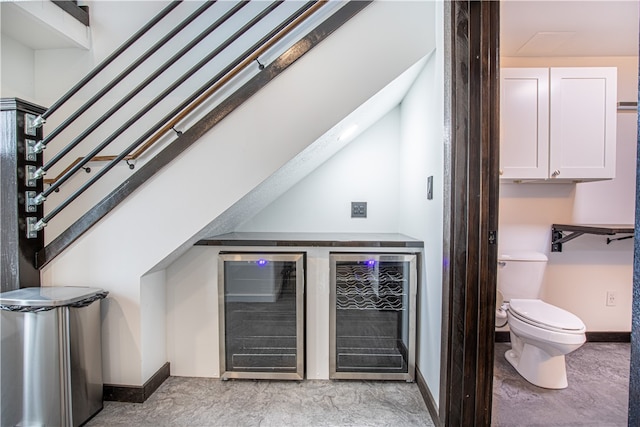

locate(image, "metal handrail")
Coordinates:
35 0 324 230
131 1 325 161
36 1 249 182
35 1 181 126
38 1 216 151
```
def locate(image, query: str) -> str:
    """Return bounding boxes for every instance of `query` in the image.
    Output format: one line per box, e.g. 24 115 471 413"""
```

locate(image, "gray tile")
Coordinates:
87 378 434 427
492 342 630 426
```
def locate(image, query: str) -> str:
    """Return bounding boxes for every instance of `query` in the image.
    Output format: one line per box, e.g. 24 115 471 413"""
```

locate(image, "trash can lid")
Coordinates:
0 286 107 308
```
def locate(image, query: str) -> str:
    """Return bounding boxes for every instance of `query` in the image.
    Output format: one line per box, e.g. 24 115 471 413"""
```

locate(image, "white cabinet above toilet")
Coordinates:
500 67 617 183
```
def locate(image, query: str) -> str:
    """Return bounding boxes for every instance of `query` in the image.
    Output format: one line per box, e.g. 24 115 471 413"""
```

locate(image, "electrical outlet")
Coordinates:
606 291 617 307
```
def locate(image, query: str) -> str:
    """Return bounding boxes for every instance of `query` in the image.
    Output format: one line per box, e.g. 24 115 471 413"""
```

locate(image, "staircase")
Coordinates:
2 0 435 389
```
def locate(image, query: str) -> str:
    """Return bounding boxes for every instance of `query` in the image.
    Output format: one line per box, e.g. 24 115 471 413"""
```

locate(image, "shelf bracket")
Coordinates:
607 235 634 244
551 224 634 252
551 227 584 252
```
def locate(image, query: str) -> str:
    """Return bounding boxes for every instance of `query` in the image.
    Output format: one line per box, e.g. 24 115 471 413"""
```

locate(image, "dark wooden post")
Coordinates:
440 1 500 426
1 98 46 292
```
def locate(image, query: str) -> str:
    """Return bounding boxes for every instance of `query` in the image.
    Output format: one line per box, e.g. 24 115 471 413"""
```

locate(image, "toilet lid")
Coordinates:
509 299 585 331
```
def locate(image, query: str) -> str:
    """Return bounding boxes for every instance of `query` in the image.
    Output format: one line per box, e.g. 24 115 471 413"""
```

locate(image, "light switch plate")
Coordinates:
351 202 367 218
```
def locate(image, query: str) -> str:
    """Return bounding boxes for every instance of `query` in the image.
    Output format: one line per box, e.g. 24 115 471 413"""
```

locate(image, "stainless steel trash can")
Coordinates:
0 286 108 427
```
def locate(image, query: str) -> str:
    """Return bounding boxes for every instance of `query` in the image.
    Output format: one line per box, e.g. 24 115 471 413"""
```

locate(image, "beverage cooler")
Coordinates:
218 253 305 380
330 253 417 381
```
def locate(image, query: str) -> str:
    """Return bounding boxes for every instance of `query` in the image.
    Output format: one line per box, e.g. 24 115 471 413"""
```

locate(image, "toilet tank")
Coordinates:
497 252 547 301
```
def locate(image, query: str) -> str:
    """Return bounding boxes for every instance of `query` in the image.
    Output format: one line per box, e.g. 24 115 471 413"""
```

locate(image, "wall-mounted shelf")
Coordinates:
551 224 634 252
617 101 638 111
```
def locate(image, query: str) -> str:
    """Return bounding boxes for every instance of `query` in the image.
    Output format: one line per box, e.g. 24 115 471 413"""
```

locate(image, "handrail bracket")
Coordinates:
26 217 46 239
32 115 46 128
25 140 46 162
25 191 46 213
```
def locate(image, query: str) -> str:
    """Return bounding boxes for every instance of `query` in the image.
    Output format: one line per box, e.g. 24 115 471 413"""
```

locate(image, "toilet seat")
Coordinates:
509 299 585 333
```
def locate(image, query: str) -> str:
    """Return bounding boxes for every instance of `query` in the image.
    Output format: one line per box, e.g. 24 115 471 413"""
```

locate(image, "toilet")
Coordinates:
497 252 586 389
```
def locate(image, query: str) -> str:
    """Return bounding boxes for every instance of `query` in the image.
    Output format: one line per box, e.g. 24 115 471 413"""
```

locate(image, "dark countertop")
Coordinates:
195 232 423 248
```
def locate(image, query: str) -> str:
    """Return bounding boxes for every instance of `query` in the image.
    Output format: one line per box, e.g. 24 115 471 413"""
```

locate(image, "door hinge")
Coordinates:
488 230 497 245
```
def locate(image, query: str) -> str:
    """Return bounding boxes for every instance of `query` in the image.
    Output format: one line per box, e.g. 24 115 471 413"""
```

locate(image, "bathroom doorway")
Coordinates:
495 1 638 424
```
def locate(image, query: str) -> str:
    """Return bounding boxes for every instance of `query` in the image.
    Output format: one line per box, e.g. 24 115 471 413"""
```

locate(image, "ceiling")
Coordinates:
501 0 639 57
3 1 636 57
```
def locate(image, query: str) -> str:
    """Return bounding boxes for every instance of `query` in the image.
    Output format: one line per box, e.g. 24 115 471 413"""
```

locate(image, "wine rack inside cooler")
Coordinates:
218 253 305 380
330 253 417 380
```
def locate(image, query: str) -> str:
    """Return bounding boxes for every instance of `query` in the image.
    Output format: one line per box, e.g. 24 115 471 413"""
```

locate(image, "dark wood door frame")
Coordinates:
439 1 500 425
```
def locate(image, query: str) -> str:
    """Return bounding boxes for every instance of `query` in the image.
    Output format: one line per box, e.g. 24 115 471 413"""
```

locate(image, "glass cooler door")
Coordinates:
330 253 417 380
218 253 305 380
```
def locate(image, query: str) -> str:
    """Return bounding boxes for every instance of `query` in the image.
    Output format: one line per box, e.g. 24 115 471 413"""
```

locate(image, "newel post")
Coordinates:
1 98 46 291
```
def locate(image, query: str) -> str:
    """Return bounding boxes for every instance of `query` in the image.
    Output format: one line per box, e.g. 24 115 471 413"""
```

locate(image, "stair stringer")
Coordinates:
40 1 436 386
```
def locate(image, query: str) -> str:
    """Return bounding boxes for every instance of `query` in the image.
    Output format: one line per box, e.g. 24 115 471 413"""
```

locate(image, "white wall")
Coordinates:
40 1 436 386
166 246 221 378
140 269 167 381
237 107 402 233
499 56 637 331
0 36 35 100
398 49 444 404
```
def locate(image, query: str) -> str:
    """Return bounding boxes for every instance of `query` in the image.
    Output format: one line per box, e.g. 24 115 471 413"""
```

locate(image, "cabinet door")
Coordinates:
549 67 617 180
500 68 549 180
218 253 305 380
329 253 416 381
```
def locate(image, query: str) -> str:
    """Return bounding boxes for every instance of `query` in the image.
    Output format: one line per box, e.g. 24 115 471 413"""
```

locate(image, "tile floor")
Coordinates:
86 377 434 427
492 342 630 426
86 342 630 426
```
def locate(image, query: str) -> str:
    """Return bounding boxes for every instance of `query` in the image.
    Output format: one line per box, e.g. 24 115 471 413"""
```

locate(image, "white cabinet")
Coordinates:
500 68 549 180
500 67 617 182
